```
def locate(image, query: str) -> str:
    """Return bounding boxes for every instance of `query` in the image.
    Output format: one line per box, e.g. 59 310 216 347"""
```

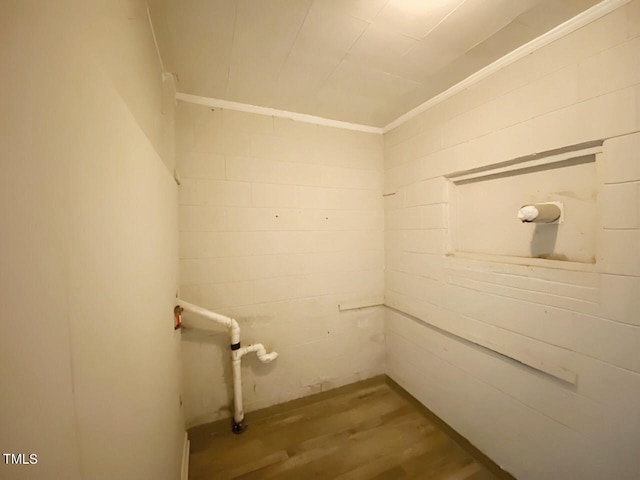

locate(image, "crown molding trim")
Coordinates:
173 0 630 136
382 0 632 133
175 92 384 135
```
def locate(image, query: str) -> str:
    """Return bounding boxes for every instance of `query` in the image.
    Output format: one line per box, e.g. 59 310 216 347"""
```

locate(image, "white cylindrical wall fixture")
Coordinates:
517 203 562 223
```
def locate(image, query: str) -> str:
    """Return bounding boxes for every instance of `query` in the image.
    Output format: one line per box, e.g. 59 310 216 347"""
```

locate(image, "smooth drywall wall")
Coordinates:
384 2 640 479
176 103 385 427
0 1 184 479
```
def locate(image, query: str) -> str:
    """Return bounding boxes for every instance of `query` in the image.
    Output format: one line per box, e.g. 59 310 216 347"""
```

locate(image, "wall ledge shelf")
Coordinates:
446 252 598 273
385 305 578 385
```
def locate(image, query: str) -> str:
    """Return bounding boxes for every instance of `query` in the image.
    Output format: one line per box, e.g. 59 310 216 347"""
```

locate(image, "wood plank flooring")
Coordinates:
188 376 515 480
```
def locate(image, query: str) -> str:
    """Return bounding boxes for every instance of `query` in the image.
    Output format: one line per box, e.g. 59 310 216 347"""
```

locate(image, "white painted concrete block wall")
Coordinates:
176 104 385 427
384 2 640 479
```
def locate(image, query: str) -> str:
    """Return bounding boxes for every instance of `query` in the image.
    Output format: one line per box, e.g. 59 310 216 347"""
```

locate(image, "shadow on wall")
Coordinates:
243 352 279 378
180 326 279 422
530 223 562 260
181 328 233 414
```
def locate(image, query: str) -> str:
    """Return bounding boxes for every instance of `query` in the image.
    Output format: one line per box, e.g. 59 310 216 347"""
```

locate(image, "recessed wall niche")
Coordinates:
446 142 602 265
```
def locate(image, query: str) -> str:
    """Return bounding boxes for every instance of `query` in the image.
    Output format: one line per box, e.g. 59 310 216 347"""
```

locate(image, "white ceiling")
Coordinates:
148 0 602 128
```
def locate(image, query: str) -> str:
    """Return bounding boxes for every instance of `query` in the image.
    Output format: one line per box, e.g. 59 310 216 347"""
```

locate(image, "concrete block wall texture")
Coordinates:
384 2 640 480
7 1 638 479
0 2 184 479
176 103 385 427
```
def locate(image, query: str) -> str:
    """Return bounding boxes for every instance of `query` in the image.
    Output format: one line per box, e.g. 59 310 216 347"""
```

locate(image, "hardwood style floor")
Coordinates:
188 377 515 480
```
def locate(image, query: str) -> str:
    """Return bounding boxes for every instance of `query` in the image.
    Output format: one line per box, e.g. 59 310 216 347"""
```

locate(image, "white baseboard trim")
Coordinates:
181 432 190 480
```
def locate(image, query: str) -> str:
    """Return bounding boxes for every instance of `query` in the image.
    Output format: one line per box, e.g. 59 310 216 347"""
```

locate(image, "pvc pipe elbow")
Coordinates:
258 351 279 363
243 343 278 363
229 319 241 346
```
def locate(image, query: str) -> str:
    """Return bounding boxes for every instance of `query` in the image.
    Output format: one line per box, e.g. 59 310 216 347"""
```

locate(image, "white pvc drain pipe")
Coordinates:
175 299 278 434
